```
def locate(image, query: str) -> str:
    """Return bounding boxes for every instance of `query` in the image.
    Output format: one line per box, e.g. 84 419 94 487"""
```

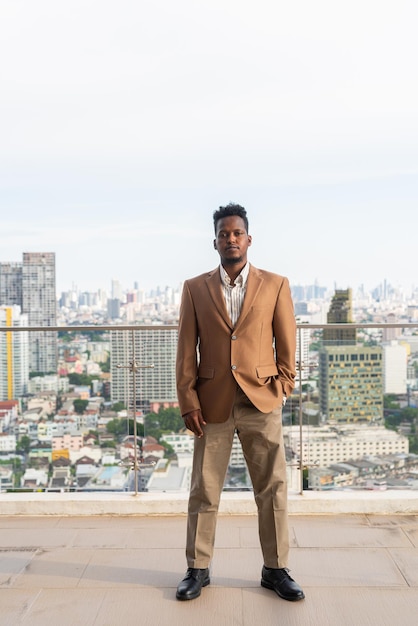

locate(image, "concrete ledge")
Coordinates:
1 490 417 516
287 489 418 515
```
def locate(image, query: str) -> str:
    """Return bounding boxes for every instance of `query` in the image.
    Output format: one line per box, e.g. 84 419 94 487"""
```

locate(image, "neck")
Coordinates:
222 260 246 283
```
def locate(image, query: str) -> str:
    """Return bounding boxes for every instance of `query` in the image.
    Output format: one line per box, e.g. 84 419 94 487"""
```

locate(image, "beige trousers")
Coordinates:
186 386 289 569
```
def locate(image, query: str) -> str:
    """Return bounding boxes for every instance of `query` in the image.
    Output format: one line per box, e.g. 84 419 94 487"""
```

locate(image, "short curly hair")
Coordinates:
213 203 249 234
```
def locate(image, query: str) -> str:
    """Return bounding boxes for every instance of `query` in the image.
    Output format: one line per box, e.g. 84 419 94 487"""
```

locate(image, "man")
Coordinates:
175 203 304 602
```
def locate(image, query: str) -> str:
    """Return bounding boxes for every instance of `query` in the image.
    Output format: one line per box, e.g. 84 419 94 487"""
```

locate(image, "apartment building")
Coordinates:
110 327 178 411
319 344 384 423
284 424 409 468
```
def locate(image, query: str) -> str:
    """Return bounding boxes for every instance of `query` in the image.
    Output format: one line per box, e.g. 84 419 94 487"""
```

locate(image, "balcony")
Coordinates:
1 323 418 623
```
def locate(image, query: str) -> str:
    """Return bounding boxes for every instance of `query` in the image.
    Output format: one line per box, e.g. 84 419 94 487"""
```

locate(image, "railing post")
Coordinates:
116 329 154 496
297 326 304 495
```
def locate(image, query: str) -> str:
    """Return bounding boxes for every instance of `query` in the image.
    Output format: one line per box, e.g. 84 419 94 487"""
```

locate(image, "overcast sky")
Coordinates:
1 0 417 295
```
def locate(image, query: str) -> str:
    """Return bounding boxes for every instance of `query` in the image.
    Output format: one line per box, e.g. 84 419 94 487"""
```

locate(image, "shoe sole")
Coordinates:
176 578 210 601
261 579 305 602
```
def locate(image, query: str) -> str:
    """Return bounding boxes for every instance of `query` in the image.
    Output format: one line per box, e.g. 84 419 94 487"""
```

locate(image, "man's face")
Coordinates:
214 215 252 266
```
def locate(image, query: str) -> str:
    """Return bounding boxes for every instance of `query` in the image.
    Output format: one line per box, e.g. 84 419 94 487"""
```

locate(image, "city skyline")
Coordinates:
1 242 416 300
1 1 417 293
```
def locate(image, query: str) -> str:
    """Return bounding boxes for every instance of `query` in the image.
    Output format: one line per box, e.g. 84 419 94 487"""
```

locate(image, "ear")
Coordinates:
213 239 217 250
247 235 252 246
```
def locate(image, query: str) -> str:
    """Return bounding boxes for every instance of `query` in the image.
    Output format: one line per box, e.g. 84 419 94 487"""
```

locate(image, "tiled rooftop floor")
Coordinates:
1 513 418 625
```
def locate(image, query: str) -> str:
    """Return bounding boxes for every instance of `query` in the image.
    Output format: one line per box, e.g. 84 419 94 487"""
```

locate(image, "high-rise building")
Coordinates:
323 289 356 345
319 345 383 423
22 253 57 373
111 279 123 301
0 306 29 401
0 263 23 307
382 341 407 394
107 298 121 320
1 254 57 374
383 313 401 343
111 328 178 412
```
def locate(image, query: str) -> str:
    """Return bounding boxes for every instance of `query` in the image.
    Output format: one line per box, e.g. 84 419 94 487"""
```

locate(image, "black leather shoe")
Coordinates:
176 568 210 601
261 566 305 601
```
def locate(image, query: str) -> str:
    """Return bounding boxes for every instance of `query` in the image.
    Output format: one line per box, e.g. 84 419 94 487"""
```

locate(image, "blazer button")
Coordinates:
231 335 237 340
231 365 237 370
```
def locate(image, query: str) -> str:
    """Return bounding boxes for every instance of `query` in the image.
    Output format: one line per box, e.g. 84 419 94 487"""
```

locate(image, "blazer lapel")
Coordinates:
205 268 233 329
234 266 263 330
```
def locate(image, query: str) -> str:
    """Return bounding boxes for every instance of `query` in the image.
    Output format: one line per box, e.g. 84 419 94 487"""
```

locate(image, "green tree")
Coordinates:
101 356 110 373
126 419 144 438
162 442 175 458
384 395 400 409
156 407 183 432
111 401 126 412
58 332 74 343
101 440 117 449
144 412 161 440
408 434 418 454
400 407 418 422
73 399 89 414
106 418 143 439
106 419 127 438
87 430 99 441
16 435 31 454
385 414 401 431
144 407 184 441
68 373 98 387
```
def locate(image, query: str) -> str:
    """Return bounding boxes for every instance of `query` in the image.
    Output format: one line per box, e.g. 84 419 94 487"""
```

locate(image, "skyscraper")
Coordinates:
22 253 57 373
0 254 57 373
319 288 383 423
0 306 29 401
0 263 22 307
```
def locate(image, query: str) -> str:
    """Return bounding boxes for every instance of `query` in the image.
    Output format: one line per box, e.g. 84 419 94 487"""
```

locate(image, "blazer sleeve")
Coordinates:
273 276 297 398
176 281 201 416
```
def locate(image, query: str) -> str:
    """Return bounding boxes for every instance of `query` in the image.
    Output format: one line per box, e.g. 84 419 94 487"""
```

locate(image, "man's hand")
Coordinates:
182 409 207 438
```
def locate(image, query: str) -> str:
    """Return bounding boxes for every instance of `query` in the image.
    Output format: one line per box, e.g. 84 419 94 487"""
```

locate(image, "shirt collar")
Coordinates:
220 262 250 287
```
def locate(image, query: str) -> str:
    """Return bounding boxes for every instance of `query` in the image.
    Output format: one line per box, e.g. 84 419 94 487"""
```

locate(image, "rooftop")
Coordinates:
1 492 418 625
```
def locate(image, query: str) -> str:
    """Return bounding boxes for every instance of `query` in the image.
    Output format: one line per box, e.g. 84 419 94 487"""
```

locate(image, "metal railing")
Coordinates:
1 322 417 495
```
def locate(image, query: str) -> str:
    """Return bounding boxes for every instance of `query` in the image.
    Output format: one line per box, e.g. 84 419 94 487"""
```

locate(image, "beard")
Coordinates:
222 254 243 265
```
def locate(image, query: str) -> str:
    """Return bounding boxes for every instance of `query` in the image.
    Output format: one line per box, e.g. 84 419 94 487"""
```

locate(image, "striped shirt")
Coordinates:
219 263 250 327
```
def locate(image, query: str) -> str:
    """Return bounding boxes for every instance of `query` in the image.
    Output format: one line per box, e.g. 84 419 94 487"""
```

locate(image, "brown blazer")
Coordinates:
176 264 297 423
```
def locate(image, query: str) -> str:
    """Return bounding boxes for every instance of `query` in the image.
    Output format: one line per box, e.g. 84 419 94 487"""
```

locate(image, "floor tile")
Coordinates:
20 588 106 626
389 547 418 586
292 522 412 548
242 587 418 626
0 589 41 625
290 547 408 587
12 549 94 589
0 529 77 550
78 548 183 588
0 551 36 586
94 587 244 626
